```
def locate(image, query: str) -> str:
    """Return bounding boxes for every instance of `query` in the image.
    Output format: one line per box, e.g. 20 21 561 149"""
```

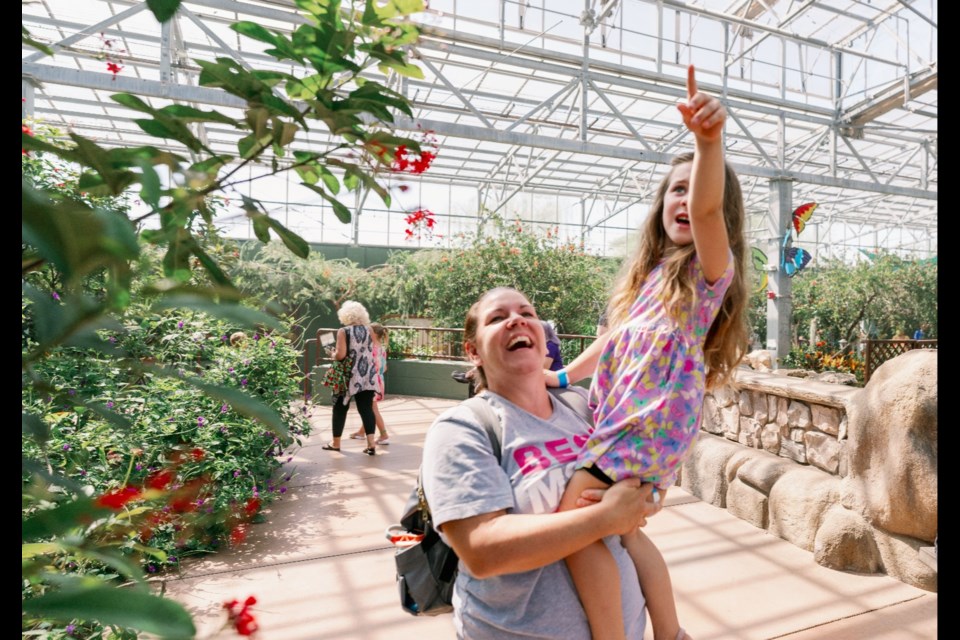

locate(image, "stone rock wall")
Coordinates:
682 351 937 592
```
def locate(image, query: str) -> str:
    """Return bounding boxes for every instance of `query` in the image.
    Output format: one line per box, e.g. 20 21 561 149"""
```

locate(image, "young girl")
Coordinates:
548 65 749 640
350 322 390 444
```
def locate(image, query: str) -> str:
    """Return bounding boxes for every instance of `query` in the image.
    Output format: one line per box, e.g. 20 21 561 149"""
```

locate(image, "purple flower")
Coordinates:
62 444 71 451
66 624 76 635
253 333 260 341
280 487 287 494
78 469 87 476
146 564 157 573
135 463 143 471
177 321 184 329
286 456 293 463
270 341 276 348
241 378 248 386
197 416 205 426
106 401 114 409
68 389 76 396
228 367 234 373
233 470 240 478
220 404 229 413
196 498 204 506
108 336 117 344
221 334 228 342
168 556 178 563
52 292 61 301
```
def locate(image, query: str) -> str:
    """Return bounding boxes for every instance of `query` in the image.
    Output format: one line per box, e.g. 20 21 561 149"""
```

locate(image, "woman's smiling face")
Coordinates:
465 289 546 385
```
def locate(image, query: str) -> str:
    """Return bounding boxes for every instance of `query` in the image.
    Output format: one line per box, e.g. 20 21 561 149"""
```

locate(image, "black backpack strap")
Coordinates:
547 386 592 423
463 395 502 463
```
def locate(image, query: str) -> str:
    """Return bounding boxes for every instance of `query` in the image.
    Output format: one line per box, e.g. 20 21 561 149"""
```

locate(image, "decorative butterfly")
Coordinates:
792 202 817 235
750 246 769 293
781 230 811 277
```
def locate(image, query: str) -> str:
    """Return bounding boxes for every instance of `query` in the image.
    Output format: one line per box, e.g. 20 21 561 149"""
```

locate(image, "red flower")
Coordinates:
244 497 261 515
22 124 33 137
766 291 777 300
146 469 175 490
106 61 123 76
190 447 205 462
224 596 259 636
230 524 249 546
96 486 143 510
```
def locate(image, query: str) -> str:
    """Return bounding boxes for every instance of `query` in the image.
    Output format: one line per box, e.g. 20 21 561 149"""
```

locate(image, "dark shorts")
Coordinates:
584 464 614 486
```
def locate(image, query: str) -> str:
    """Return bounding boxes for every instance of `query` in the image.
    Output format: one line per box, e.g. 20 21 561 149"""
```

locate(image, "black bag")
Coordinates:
393 388 590 616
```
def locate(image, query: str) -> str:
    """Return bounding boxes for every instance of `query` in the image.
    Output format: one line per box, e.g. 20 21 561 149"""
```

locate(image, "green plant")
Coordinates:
22 0 426 635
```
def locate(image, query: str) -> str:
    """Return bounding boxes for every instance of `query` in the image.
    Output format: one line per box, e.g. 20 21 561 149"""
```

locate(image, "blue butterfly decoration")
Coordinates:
781 230 811 277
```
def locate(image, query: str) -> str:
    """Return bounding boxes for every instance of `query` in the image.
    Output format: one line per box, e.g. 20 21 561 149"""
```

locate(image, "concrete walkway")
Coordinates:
161 396 937 639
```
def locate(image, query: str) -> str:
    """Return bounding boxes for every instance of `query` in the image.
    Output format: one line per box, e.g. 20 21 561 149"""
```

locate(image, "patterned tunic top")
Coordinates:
581 251 735 488
341 324 379 401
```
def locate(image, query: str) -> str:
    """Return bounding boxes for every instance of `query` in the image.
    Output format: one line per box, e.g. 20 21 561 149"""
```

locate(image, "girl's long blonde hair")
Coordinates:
606 152 749 389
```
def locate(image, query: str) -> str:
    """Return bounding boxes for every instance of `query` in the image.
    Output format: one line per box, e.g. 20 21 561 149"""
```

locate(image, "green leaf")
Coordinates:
146 0 182 23
302 184 352 223
22 24 54 55
263 217 310 258
231 21 280 47
318 166 341 194
183 379 289 438
159 104 238 126
22 498 111 541
22 412 50 446
151 295 283 331
21 583 196 638
23 542 64 558
248 212 272 244
137 160 161 209
111 93 154 114
191 244 234 287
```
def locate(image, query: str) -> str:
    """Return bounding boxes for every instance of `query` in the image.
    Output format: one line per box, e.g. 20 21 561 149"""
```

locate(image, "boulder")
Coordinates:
814 505 882 573
841 350 937 541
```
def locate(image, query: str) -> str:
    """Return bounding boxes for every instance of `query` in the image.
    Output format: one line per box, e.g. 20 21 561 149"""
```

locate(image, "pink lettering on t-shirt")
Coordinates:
514 446 551 476
544 438 578 464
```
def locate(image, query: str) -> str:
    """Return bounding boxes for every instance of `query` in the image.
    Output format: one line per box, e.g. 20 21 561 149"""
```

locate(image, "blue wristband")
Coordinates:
557 369 569 388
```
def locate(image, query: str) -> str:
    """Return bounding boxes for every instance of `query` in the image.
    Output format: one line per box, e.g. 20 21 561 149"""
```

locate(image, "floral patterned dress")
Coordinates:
581 251 734 488
340 324 379 403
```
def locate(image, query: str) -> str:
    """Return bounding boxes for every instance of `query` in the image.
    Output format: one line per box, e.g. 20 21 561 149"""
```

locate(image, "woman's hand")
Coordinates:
597 478 660 534
578 483 664 525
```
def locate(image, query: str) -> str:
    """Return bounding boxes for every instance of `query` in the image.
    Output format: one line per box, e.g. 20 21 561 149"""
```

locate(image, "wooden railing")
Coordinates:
863 338 937 383
302 325 597 399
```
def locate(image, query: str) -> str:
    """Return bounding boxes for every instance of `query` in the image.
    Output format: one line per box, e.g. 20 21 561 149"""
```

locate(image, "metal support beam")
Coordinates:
23 2 147 63
765 178 793 363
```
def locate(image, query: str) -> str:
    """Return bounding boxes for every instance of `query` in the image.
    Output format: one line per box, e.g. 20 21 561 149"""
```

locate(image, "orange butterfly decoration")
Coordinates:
793 202 817 235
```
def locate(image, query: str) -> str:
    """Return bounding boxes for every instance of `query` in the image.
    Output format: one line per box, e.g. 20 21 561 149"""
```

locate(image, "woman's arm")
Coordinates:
333 327 347 361
441 478 656 578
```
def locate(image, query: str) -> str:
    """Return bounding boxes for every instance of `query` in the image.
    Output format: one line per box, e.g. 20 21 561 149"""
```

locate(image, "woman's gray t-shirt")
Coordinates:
421 389 647 640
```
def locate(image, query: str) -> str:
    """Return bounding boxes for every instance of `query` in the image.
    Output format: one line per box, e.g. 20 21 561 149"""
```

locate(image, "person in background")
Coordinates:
912 325 926 341
351 322 391 444
322 301 380 456
541 320 565 372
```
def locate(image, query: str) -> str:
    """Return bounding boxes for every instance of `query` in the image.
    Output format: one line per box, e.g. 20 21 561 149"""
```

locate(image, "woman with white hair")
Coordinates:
323 300 380 455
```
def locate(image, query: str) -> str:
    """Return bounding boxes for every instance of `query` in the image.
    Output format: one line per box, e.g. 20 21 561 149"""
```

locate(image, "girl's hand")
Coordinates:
676 64 725 143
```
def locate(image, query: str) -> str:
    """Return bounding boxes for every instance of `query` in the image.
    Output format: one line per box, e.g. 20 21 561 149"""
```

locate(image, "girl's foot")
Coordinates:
349 432 364 440
362 447 376 456
376 436 390 445
321 443 340 452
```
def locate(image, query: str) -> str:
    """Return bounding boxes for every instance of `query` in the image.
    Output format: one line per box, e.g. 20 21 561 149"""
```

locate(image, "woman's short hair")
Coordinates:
337 300 370 326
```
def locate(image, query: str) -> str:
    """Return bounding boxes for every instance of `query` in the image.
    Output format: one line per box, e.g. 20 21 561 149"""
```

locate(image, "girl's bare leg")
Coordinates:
620 528 688 640
559 469 626 640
